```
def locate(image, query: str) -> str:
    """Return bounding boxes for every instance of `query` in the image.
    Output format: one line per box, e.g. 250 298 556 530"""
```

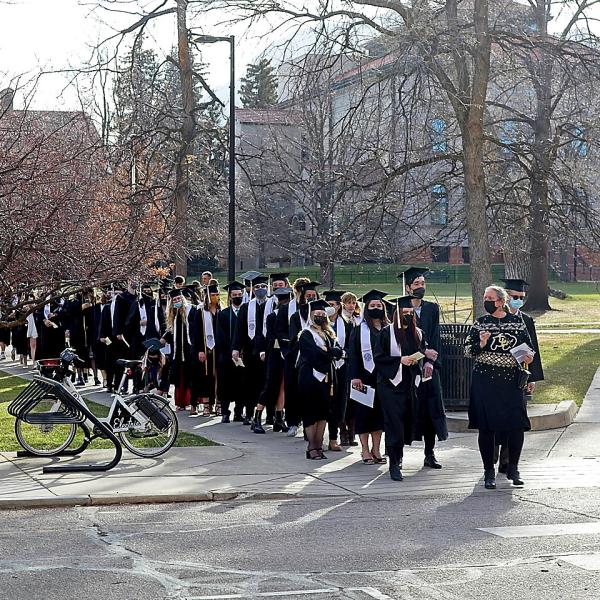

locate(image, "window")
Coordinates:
564 124 589 158
462 246 470 264
431 118 448 153
431 246 450 263
430 184 449 226
499 121 517 156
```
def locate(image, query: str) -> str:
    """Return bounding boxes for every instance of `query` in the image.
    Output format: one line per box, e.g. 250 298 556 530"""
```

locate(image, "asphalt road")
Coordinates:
2 485 600 600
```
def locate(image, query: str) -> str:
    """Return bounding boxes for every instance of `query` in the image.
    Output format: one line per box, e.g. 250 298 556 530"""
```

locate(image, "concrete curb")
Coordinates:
447 400 579 433
0 490 340 511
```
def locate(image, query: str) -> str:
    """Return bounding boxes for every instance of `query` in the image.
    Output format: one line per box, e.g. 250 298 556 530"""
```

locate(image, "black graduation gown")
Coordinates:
373 326 423 449
415 300 448 441
93 303 108 369
62 298 88 364
348 323 384 434
38 302 66 359
112 291 137 359
517 311 544 383
232 300 267 407
192 307 218 398
216 306 244 414
465 313 531 432
163 307 197 386
10 312 28 355
257 309 285 409
330 315 352 425
297 329 340 428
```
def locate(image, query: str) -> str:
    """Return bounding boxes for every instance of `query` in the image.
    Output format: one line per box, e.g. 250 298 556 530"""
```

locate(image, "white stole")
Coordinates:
44 303 51 319
306 328 328 382
334 316 346 370
389 326 403 386
173 308 191 361
288 298 297 323
242 290 250 304
154 302 160 334
139 302 147 336
110 296 116 327
203 309 215 349
360 321 375 373
262 296 277 337
247 298 257 340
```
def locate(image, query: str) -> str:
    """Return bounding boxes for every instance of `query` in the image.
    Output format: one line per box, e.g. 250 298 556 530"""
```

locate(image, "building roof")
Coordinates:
236 108 302 126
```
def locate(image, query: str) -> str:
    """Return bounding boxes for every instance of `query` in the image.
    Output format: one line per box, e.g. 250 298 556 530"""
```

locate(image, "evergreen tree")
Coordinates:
240 58 278 108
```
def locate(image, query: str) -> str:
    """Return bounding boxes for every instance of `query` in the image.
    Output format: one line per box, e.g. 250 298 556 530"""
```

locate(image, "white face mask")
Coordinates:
325 306 336 317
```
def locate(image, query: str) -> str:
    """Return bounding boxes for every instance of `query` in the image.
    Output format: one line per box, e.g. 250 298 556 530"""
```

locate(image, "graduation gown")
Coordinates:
62 298 88 364
297 328 341 428
465 313 531 432
232 299 267 407
192 307 218 398
216 306 244 412
257 309 285 409
373 326 423 449
516 310 544 383
415 300 448 441
10 311 28 355
162 306 197 386
348 323 384 434
37 302 66 359
112 291 138 358
330 315 352 425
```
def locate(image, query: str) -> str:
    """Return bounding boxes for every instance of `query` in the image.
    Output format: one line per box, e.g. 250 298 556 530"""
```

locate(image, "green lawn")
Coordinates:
0 371 216 452
534 334 600 406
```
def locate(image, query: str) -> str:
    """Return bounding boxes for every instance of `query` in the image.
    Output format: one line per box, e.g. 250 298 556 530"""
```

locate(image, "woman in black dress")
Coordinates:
297 300 344 460
374 296 425 481
465 285 534 489
348 290 389 465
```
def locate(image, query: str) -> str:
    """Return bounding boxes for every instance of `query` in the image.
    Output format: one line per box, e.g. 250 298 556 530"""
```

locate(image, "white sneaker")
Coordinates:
286 425 298 437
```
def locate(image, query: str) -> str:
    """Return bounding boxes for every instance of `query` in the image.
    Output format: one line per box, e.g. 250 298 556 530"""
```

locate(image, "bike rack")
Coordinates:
8 375 122 473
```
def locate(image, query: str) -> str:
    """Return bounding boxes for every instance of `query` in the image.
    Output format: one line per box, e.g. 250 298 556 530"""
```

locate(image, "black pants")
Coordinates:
478 429 524 470
388 446 403 466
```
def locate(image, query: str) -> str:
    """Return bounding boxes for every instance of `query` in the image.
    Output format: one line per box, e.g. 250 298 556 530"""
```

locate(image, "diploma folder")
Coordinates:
350 384 375 409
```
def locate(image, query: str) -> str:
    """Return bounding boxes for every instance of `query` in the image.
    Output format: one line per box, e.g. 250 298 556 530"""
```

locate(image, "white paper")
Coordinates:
103 338 112 346
160 343 171 355
233 357 245 368
350 384 375 408
510 343 534 363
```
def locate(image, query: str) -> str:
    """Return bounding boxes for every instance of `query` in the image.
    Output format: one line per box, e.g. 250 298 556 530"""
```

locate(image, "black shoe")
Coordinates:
506 465 524 486
106 386 113 394
389 464 403 481
273 419 289 433
498 462 508 474
243 416 251 426
232 414 244 423
94 378 101 386
484 468 496 490
75 378 85 387
221 414 230 424
424 454 442 469
265 416 274 426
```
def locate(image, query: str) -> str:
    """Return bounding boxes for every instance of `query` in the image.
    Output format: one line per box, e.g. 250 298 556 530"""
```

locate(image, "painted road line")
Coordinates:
189 587 394 599
479 522 600 538
559 553 600 571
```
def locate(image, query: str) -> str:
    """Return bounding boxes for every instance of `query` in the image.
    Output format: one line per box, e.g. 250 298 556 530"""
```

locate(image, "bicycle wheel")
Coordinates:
118 397 178 458
15 418 77 456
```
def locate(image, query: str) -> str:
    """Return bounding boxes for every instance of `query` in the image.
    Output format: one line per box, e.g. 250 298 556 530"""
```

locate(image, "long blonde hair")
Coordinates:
166 297 189 332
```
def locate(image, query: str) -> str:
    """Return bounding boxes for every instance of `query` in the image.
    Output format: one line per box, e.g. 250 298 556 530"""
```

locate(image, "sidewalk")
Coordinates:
1 359 599 508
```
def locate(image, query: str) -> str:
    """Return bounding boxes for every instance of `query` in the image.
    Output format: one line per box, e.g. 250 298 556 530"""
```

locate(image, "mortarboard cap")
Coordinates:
169 289 183 298
323 290 345 303
252 275 269 285
358 289 389 303
174 275 185 285
300 281 321 291
207 284 220 295
273 286 293 298
143 338 163 352
270 272 290 283
398 267 430 285
501 278 529 292
224 281 245 292
309 299 330 312
396 295 417 309
239 270 262 284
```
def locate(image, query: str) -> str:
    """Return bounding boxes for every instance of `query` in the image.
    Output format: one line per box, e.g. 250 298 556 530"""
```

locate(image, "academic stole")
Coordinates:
307 328 334 395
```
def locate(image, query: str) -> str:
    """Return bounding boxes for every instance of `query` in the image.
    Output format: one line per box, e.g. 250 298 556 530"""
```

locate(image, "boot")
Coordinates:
389 463 403 481
273 411 289 433
506 464 524 486
424 453 442 469
252 409 265 434
265 409 275 426
484 468 496 490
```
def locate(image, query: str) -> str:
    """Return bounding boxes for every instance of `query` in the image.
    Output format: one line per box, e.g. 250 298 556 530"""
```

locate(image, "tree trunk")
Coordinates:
319 259 335 289
525 190 551 310
173 0 194 278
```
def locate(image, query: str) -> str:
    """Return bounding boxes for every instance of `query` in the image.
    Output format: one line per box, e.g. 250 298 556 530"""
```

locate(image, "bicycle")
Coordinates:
12 349 178 459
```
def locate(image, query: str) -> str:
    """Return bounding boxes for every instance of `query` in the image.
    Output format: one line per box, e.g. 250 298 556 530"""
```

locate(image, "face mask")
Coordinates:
130 283 138 291
173 301 183 310
325 306 337 317
231 297 243 307
484 300 498 314
509 298 524 310
142 292 153 301
255 288 268 300
402 314 413 328
412 287 425 299
367 308 385 320
313 315 328 327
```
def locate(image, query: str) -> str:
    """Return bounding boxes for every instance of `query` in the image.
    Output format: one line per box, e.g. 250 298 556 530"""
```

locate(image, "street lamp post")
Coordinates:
194 34 236 282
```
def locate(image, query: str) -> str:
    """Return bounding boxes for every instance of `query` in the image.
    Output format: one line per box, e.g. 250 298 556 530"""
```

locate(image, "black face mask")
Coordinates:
484 300 498 314
231 296 243 307
367 308 385 320
402 314 413 328
142 293 153 301
313 315 328 327
412 287 425 299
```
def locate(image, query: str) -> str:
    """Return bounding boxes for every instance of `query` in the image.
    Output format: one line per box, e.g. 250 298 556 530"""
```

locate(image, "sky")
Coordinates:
0 0 597 112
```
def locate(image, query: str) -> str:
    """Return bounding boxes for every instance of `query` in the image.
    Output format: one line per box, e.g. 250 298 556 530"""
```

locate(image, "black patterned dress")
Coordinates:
465 313 531 432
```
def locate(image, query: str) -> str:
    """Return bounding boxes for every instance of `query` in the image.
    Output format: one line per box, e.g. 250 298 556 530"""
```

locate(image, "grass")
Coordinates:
0 371 216 452
533 334 600 406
